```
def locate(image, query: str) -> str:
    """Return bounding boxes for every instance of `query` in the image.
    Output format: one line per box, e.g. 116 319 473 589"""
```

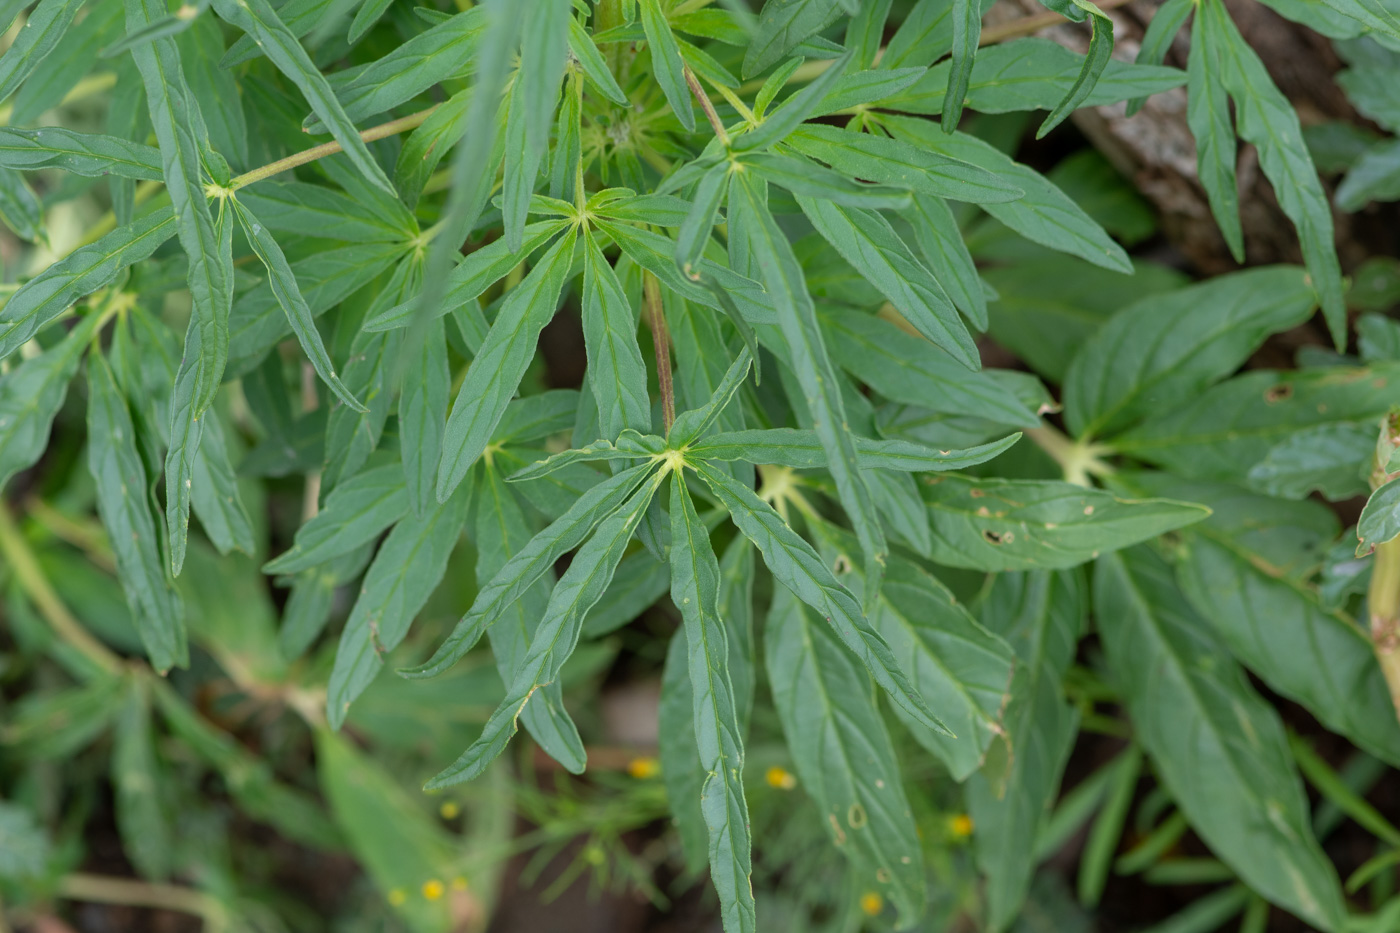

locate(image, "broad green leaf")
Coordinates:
582 232 651 439
728 171 887 605
236 181 412 244
425 468 664 788
742 0 842 77
263 463 409 574
797 195 978 369
765 586 927 925
1359 478 1400 556
126 0 232 417
326 487 471 729
1094 548 1346 931
1114 363 1400 480
785 124 1024 205
209 0 394 192
234 200 366 413
437 232 576 502
1129 473 1400 767
967 571 1084 933
1246 422 1374 501
0 312 100 489
881 115 1133 273
1186 7 1244 261
811 518 1016 781
690 428 1019 472
405 462 656 679
669 472 756 933
694 460 945 735
0 208 175 363
821 309 1039 427
640 0 694 132
0 127 162 180
1204 0 1346 346
112 679 173 880
919 475 1209 571
0 0 81 104
399 317 450 516
745 151 912 209
1063 266 1318 440
1337 139 1400 211
87 352 186 672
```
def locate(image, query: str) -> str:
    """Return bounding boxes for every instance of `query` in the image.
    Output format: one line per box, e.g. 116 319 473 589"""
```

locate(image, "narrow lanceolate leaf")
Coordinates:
567 16 627 105
0 128 162 179
188 410 254 557
0 207 176 363
1036 1 1114 137
743 0 843 77
797 195 978 370
640 0 693 131
745 151 912 210
1128 473 1400 767
1186 7 1243 261
437 232 576 502
732 50 852 153
0 0 81 104
1204 0 1346 346
786 124 1024 204
208 0 394 192
425 469 665 789
1095 548 1347 931
1359 478 1400 557
518 0 569 157
728 171 888 606
326 487 471 729
1128 0 1192 115
404 462 656 679
87 353 186 672
263 464 410 574
233 201 366 413
126 0 233 417
0 166 41 242
1063 266 1317 439
968 571 1084 933
669 472 756 933
690 428 1019 473
0 313 100 489
659 628 710 872
765 586 927 925
112 680 173 881
507 434 659 482
582 232 651 439
920 475 1209 571
669 349 754 447
695 460 946 735
942 0 982 131
399 317 449 516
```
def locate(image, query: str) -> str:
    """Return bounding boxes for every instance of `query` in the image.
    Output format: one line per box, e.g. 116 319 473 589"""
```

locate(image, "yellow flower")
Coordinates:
387 888 407 906
421 879 445 901
860 891 884 916
765 766 797 790
949 814 974 838
439 801 460 820
627 756 660 779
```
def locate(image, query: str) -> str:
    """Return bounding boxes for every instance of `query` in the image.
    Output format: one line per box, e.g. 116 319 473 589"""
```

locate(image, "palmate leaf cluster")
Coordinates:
4 0 1400 930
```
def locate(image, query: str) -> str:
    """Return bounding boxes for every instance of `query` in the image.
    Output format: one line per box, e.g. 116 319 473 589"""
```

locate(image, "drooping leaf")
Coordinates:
0 312 100 490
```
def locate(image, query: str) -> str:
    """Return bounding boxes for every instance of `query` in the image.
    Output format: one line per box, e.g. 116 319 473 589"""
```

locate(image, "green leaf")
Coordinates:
233 200 366 413
518 0 569 157
264 463 409 574
1114 363 1400 480
567 16 628 105
728 171 887 606
659 628 710 872
1094 547 1347 931
670 348 753 447
764 585 927 925
693 460 945 735
425 467 664 788
437 231 576 502
821 309 1040 427
112 679 173 880
0 127 161 180
1078 746 1143 907
640 0 694 132
1246 422 1374 501
177 13 247 168
1359 477 1400 556
326 486 471 729
189 404 255 557
733 49 852 153
0 312 100 490
398 317 450 516
785 124 1024 204
320 324 402 491
669 471 756 933
87 352 186 672
405 462 656 679
1064 266 1318 440
1203 0 1346 346
0 0 82 104
919 475 1209 571
797 195 979 369
1128 0 1193 115
745 151 912 209
742 0 842 78
1036 2 1114 137
582 231 651 439
1186 5 1244 261
0 166 41 243
208 0 394 192
967 570 1084 932
236 181 412 244
881 115 1133 273
690 428 1019 472
903 194 988 329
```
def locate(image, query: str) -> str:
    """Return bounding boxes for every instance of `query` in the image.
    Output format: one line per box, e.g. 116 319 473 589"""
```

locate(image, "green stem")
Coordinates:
1024 425 1115 486
231 106 438 189
643 272 675 433
1369 540 1400 721
684 65 730 147
57 873 226 930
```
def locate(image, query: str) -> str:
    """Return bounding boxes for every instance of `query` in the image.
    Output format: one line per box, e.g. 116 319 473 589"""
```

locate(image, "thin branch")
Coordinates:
231 106 439 189
642 272 675 433
57 873 224 925
684 65 730 147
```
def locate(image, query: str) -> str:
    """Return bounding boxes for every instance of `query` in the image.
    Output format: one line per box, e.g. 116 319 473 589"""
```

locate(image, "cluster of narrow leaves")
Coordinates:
6 0 1400 930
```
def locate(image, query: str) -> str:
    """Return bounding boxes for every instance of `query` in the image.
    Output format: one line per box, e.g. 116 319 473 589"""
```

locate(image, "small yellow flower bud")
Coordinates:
421 879 445 901
950 814 974 838
765 766 797 790
627 756 660 779
860 891 883 916
439 801 460 819
387 888 407 906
